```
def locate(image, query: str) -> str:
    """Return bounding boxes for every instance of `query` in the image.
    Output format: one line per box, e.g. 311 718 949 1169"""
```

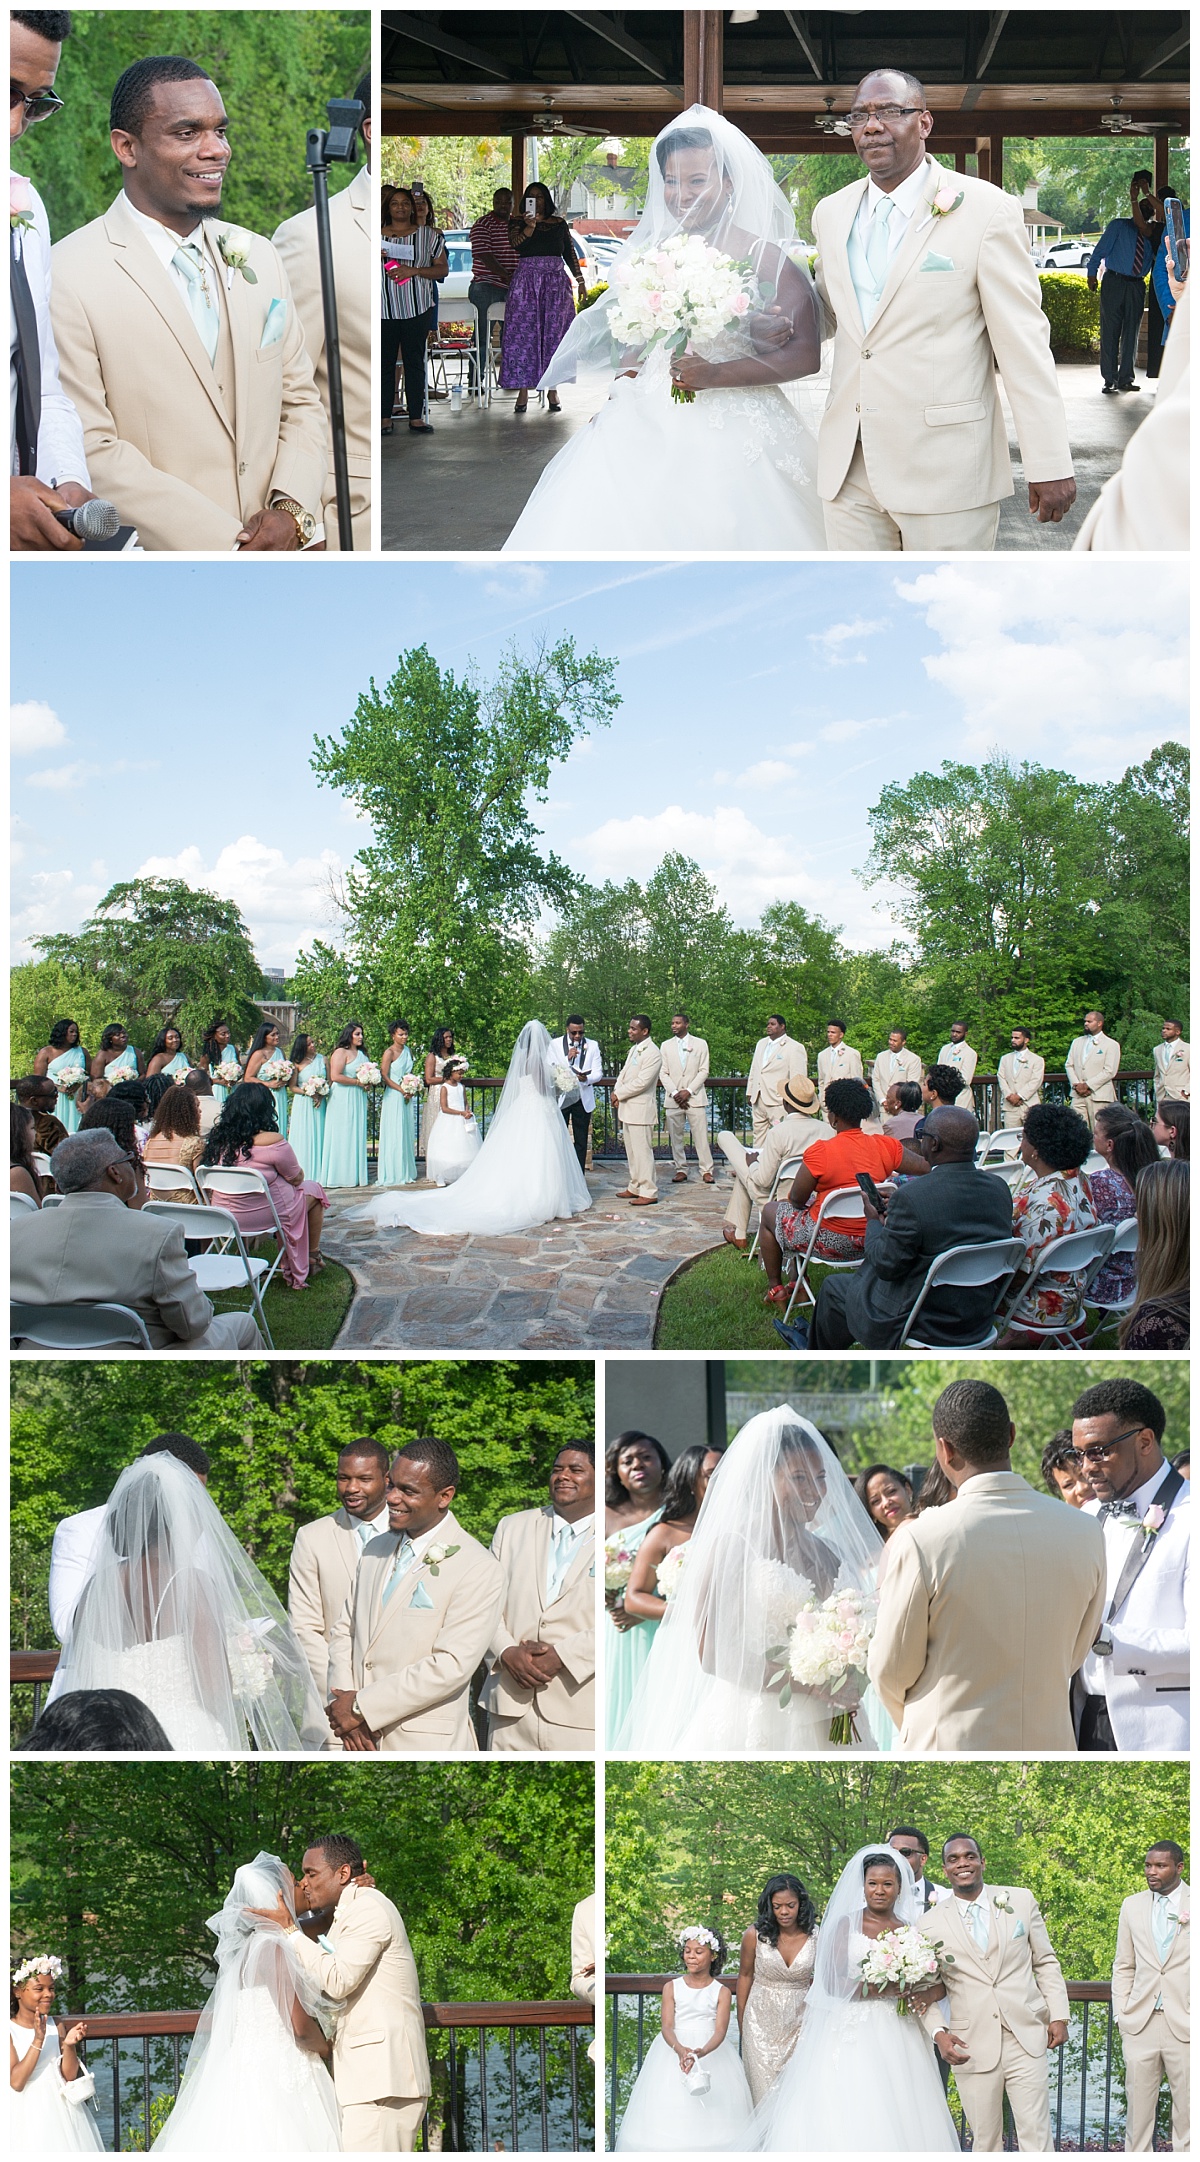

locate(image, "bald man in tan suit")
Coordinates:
1114 1847 1190 2151
274 121 372 550
484 1444 596 1752
868 1377 1106 1750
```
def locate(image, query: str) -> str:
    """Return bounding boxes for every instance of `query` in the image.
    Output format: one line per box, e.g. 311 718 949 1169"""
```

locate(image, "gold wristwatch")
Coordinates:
270 493 318 546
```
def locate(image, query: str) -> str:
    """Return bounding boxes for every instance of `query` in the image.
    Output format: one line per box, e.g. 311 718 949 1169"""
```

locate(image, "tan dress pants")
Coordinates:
665 1103 713 1176
956 2030 1053 2153
340 2097 428 2153
750 1102 784 1148
620 1120 658 1199
489 1705 594 1752
1002 1103 1034 1128
824 438 1002 552
716 1131 772 1239
1122 2009 1190 2150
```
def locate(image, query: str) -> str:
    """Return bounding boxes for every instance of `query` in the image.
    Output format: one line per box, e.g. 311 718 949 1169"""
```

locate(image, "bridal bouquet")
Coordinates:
551 1061 577 1097
767 1586 877 1745
356 1061 383 1087
257 1058 293 1089
299 1072 330 1100
398 1073 422 1100
655 1545 688 1602
226 1630 273 1702
857 1925 945 2015
606 233 757 402
55 1070 86 1096
604 1531 639 1603
214 1059 242 1087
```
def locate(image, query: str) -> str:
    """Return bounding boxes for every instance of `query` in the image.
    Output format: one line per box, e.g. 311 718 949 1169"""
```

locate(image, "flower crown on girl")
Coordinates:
12 1953 63 1988
678 1925 721 1955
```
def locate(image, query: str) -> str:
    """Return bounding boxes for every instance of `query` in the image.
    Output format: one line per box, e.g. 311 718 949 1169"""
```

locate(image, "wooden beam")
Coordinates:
1154 131 1170 191
565 12 668 81
384 12 512 81
511 135 526 198
955 147 967 173
974 11 1010 79
990 132 1004 188
683 11 724 112
783 11 823 79
1139 21 1190 78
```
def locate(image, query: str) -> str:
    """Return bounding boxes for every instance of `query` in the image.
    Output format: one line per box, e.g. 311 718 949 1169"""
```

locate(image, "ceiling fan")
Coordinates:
1098 95 1171 135
518 99 601 139
813 96 851 136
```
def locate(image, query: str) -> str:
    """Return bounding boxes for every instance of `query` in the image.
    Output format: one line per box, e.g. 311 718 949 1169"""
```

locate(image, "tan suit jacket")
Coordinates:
274 162 371 549
870 1045 923 1113
289 1507 377 1700
748 1113 830 1191
1076 284 1189 552
1113 1886 1190 2042
290 1882 431 2106
868 1470 1106 1749
813 159 1072 511
659 1034 710 1109
1065 1032 1121 1104
816 1041 864 1100
486 1505 595 1737
329 1510 503 1752
10 1190 216 1347
998 1049 1044 1115
613 1039 662 1126
1153 1040 1190 1103
746 1033 808 1106
920 1886 1069 2073
50 193 327 550
939 1040 978 1109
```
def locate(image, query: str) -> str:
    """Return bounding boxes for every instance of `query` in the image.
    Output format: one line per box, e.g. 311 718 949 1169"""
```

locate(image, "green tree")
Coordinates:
32 876 266 1057
9 958 124 1074
11 10 368 239
380 131 508 226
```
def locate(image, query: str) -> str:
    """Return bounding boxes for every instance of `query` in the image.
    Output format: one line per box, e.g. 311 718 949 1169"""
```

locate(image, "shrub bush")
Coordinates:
1039 271 1102 354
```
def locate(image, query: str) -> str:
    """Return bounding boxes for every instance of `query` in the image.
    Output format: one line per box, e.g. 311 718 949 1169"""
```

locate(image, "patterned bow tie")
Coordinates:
1100 1500 1140 1521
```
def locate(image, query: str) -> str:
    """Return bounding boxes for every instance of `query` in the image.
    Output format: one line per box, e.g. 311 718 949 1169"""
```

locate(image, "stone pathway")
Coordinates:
322 1163 728 1349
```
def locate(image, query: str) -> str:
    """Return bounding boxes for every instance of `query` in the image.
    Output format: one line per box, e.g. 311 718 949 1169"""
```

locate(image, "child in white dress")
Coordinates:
10 1953 104 2154
616 1925 754 2153
424 1058 481 1187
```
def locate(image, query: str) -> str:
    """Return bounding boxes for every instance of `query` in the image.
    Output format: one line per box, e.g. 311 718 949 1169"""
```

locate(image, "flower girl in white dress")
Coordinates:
10 1954 104 2155
424 1059 481 1187
616 1926 753 2153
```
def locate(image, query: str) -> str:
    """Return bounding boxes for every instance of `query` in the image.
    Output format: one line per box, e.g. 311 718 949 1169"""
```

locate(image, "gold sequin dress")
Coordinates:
741 1932 815 2105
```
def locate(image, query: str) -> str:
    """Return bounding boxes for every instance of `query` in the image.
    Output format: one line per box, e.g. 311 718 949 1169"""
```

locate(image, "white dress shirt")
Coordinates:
48 1503 107 1642
10 182 90 486
848 159 931 326
1079 1467 1172 1697
122 198 224 325
546 1511 594 1602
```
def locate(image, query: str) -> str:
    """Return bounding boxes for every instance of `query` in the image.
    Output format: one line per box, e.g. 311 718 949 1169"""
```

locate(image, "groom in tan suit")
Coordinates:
1113 1842 1190 2151
868 1378 1106 1749
327 1438 503 1753
810 69 1074 550
50 55 326 550
612 1016 662 1204
484 1443 596 1751
921 1833 1069 2152
288 1438 391 1702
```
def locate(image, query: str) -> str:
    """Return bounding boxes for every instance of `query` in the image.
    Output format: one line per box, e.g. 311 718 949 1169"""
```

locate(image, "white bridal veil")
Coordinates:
541 103 824 390
617 1406 884 1752
362 1019 592 1235
55 1454 331 1752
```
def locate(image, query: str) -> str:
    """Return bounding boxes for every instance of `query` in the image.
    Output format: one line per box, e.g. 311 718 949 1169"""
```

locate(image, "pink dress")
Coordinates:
216 1140 327 1287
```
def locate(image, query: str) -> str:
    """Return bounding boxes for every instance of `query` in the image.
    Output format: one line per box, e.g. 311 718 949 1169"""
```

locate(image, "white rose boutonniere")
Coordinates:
423 1542 460 1577
992 1894 1013 1914
930 185 965 220
216 231 259 288
1141 1502 1167 1546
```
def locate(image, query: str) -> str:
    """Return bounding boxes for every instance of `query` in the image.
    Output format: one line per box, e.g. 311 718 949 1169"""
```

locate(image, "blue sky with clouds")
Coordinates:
12 555 1188 971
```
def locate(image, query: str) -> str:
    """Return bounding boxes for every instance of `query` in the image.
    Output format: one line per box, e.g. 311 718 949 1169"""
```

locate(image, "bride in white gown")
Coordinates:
616 1407 885 1752
361 1019 591 1237
503 105 828 554
53 1455 331 1753
756 1847 959 2152
153 1855 341 2152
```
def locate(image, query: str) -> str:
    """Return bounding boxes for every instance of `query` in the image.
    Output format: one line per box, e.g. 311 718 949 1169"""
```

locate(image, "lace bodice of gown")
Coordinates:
114 1635 234 1752
740 1935 816 2105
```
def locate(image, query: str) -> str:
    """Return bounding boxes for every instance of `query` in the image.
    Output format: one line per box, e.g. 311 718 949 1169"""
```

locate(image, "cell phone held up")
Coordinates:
1166 196 1189 283
855 1171 887 1217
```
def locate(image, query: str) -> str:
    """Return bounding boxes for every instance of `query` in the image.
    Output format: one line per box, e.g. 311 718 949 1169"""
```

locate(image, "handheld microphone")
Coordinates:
53 497 121 541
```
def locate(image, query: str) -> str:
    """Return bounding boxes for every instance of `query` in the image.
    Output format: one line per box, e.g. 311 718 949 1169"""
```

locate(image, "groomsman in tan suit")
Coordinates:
484 1443 595 1752
921 1833 1070 2152
997 1027 1044 1128
50 55 327 551
288 1438 391 1703
811 69 1074 551
938 1023 978 1111
327 1438 503 1754
280 1836 432 2152
870 1028 922 1119
612 1016 662 1204
1153 1021 1191 1105
746 1016 808 1145
716 1077 827 1246
659 1011 713 1184
868 1378 1105 1750
273 74 371 550
1114 1842 1190 2152
1065 1011 1122 1131
816 1020 863 1107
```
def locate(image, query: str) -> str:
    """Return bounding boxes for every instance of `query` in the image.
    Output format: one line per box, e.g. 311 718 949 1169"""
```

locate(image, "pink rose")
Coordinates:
11 172 33 217
932 185 959 215
1144 1504 1166 1531
730 293 750 316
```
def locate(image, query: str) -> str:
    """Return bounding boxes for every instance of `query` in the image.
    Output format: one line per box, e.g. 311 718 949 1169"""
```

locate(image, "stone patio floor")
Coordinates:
322 1161 728 1350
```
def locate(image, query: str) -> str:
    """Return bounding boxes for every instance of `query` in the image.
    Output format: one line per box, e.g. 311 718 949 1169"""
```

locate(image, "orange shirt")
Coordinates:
801 1128 905 1212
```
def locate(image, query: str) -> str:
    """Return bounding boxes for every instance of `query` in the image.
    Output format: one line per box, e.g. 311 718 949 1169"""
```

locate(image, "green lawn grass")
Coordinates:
211 1246 355 1349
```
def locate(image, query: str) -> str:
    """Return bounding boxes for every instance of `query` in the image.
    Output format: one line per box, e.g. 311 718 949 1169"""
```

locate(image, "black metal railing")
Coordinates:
605 1974 1170 2152
50 2001 593 2153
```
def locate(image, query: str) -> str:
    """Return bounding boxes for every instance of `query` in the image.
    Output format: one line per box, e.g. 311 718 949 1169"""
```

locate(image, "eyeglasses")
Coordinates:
891 1846 923 1860
1073 1428 1143 1464
846 103 921 128
11 84 64 123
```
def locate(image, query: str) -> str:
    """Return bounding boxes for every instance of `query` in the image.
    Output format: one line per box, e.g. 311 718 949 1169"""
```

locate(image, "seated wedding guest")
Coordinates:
1113 1842 1190 2153
1088 1103 1158 1306
74 1072 110 1117
78 1092 140 1161
141 1071 175 1128
717 1075 828 1249
288 1437 392 1703
12 1075 68 1155
1119 1159 1190 1349
484 1441 596 1752
11 1103 43 1208
16 1687 173 1752
921 1063 966 1113
882 1081 923 1139
184 1066 221 1133
11 1129 263 1348
201 1081 327 1288
1154 1098 1190 1160
110 1075 153 1147
146 1024 190 1077
500 183 586 415
759 1077 927 1310
48 1430 210 1642
1042 1429 1088 1507
1002 1102 1098 1344
799 1106 1014 1351
142 1081 205 1199
854 1462 915 1541
90 1021 140 1082
620 1442 724 1628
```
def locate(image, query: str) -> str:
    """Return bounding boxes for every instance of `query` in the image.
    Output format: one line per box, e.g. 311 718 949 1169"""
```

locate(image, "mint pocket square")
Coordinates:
409 1581 434 1611
920 252 955 272
1012 1919 1026 1938
260 296 288 348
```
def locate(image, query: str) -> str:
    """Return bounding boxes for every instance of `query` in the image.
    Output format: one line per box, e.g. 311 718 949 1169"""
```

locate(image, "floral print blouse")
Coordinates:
1009 1170 1098 1326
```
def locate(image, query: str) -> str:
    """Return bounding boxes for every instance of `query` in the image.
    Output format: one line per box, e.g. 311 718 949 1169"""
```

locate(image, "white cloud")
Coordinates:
11 867 108 961
809 615 890 666
137 834 347 969
11 699 66 754
25 760 102 791
734 759 802 789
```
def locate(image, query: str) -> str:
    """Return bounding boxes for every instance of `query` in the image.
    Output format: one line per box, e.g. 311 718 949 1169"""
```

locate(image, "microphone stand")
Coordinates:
306 99 363 552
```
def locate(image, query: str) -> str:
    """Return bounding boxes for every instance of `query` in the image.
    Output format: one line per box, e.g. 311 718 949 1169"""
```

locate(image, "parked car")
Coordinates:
437 225 592 305
1035 239 1096 271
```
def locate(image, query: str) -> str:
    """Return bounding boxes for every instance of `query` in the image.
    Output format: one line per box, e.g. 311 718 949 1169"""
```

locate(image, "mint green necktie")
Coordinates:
1152 1894 1177 1961
172 242 220 363
863 196 894 313
380 1535 416 1606
964 1899 989 1952
546 1520 576 1602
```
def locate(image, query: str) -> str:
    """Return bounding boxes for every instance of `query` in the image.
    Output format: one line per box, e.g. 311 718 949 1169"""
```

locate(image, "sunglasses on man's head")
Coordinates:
11 84 65 123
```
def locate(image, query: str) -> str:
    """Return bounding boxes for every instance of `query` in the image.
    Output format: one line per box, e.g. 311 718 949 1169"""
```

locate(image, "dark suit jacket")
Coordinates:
842 1162 1015 1347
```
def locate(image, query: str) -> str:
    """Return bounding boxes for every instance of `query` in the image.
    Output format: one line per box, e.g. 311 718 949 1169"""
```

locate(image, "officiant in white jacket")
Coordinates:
552 1015 604 1172
659 1011 714 1184
1071 1380 1191 1754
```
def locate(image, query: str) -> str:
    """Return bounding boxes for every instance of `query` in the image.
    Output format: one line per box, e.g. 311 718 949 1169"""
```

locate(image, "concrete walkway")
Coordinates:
383 361 1154 555
322 1163 728 1350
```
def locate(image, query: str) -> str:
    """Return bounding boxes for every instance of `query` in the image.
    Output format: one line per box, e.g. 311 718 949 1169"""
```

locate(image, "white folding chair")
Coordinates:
1083 1217 1140 1340
196 1165 288 1294
480 300 505 406
896 1238 1027 1350
144 1200 275 1349
10 1190 40 1217
977 1127 1024 1163
979 1159 1029 1195
32 1151 52 1180
142 1160 203 1203
39 1192 65 1208
782 1184 867 1321
747 1155 805 1264
11 1300 153 1349
1000 1225 1116 1346
430 299 477 397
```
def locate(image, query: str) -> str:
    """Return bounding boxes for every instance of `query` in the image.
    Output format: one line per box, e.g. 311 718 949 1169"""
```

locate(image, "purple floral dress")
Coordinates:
500 220 579 389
